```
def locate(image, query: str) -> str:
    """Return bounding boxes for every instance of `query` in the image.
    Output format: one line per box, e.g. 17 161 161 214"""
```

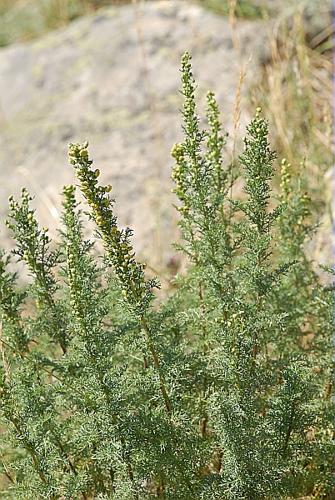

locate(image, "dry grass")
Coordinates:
251 11 333 181
249 7 333 266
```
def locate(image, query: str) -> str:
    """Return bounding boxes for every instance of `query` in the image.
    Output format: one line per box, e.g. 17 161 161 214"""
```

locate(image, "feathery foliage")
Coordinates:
0 52 333 499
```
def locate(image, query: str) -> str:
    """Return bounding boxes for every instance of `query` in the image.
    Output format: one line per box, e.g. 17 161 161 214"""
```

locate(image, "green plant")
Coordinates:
0 0 123 47
0 52 333 499
196 0 263 19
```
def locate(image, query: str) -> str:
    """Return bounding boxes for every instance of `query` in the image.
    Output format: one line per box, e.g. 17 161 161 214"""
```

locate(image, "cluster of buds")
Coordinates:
62 185 84 323
172 56 229 228
6 188 50 272
300 192 311 217
180 52 204 154
62 184 76 212
239 108 277 234
68 142 119 247
0 253 21 331
205 91 228 207
296 191 311 227
171 143 189 215
244 110 271 156
68 142 157 312
279 159 310 227
280 158 292 200
205 91 226 184
5 189 62 346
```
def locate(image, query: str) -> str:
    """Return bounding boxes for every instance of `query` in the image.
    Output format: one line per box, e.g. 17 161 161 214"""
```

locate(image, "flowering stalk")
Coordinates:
68 143 172 417
6 190 68 354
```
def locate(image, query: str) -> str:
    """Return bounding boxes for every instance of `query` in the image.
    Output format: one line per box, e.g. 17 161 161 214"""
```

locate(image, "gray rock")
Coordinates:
0 0 272 268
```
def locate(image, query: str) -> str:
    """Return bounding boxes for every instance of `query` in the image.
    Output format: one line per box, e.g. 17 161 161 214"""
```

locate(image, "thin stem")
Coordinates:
282 402 296 457
1 462 15 485
140 317 172 417
0 321 11 382
198 282 208 437
9 417 48 487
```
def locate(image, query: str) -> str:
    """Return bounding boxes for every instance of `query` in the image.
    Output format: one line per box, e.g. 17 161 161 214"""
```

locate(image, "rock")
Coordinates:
0 0 271 269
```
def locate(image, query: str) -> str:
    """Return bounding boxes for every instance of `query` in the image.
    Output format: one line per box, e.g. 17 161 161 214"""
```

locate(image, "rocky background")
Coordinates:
0 0 331 271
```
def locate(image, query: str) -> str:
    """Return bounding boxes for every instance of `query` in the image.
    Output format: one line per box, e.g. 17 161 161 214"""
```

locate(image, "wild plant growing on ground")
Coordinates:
0 52 333 499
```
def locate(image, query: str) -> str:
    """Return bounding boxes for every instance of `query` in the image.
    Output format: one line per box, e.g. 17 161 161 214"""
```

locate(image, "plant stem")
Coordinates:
140 316 172 417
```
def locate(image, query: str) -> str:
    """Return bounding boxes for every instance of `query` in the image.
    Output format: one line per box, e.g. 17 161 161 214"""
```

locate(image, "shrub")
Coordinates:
0 52 333 499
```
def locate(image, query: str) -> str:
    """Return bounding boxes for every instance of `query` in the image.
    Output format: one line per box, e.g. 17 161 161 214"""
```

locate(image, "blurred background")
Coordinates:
0 0 332 276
